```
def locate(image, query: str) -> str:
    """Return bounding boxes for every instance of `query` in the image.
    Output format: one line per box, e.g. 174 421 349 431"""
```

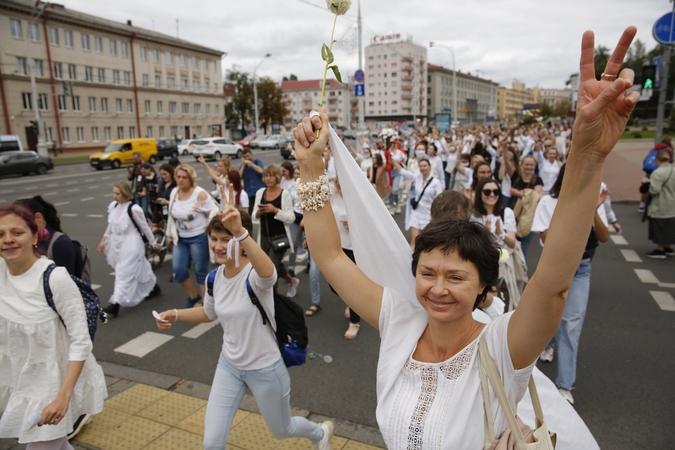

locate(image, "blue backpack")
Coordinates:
43 264 106 341
643 149 660 174
206 268 308 367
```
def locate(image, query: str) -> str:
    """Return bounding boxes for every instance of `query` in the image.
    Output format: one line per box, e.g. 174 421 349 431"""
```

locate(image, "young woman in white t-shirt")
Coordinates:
155 187 333 450
471 178 517 250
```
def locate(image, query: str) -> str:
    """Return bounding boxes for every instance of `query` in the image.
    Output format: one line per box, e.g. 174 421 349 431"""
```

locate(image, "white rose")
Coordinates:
326 0 351 15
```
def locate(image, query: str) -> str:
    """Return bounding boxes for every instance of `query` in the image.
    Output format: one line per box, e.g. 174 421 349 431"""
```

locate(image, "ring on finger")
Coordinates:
601 73 618 81
309 111 320 120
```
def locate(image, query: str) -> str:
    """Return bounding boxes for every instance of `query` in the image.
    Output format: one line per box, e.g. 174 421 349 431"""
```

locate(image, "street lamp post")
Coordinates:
26 3 48 156
253 53 271 135
429 42 457 128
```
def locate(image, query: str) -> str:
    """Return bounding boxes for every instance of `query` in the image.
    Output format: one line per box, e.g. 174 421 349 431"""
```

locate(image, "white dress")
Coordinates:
0 257 107 443
104 201 157 307
399 168 444 231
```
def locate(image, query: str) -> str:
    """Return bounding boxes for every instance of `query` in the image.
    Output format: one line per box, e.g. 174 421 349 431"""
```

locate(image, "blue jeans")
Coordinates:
389 169 400 207
309 254 321 306
203 354 323 449
517 231 535 262
172 233 209 286
287 221 307 272
547 258 592 390
135 195 151 220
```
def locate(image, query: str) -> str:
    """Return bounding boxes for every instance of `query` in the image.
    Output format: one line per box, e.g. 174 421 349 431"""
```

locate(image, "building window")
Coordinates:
126 99 133 113
29 23 39 41
146 126 153 138
179 54 186 66
49 27 59 45
97 68 105 83
123 71 131 86
92 127 99 142
112 70 120 85
89 97 96 112
194 103 201 115
10 18 23 38
117 127 124 139
101 97 108 113
155 75 161 88
191 56 198 68
193 80 199 92
57 95 67 111
64 30 73 48
169 102 176 114
170 126 178 137
212 61 217 72
205 104 210 116
159 126 165 138
196 126 202 136
115 98 122 113
72 96 80 111
165 51 173 64
180 79 187 91
81 33 90 50
140 46 147 60
142 74 148 87
62 127 70 143
214 83 218 94
85 66 93 81
77 127 84 142
17 57 27 75
204 83 209 93
121 42 129 57
153 49 159 62
214 104 219 116
110 39 117 55
181 102 189 114
104 127 111 141
144 100 151 113
157 101 163 115
203 59 208 71
167 77 175 89
22 93 32 109
38 93 48 110
34 60 44 77
95 36 102 52
68 64 76 80
129 126 136 138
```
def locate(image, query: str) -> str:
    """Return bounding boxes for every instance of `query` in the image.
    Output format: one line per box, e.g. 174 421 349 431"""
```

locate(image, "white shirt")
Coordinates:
471 208 517 248
203 263 281 370
428 155 445 182
330 193 352 250
171 186 212 238
531 195 608 246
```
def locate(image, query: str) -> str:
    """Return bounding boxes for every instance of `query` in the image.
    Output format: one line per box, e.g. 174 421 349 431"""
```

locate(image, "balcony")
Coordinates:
351 97 358 103
419 59 425 65
419 86 425 92
351 105 359 111
402 93 413 100
402 105 412 111
402 64 414 72
402 75 413 81
303 97 312 102
401 84 413 91
402 56 413 63
419 95 425 102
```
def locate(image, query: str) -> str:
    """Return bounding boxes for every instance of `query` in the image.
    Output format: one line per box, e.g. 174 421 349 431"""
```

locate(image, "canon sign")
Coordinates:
373 33 401 43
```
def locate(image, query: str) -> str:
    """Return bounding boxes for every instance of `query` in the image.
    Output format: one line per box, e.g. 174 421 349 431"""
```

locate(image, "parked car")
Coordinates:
250 135 269 149
89 138 158 170
192 138 244 160
156 139 179 160
0 151 53 177
177 139 197 155
258 134 288 150
238 134 256 148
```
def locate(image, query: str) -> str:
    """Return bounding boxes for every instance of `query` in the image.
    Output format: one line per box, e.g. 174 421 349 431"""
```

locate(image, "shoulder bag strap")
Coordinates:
416 176 434 201
46 231 64 260
126 203 148 243
42 264 66 328
244 269 271 326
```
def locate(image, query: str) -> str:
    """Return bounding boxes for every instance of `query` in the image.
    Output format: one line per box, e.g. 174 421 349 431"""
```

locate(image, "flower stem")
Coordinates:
317 13 338 138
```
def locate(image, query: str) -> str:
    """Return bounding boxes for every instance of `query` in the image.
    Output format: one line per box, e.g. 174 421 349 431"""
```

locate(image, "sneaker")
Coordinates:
183 294 202 309
145 283 161 300
558 388 574 405
395 206 401 214
539 347 554 363
103 303 120 318
646 249 667 259
67 413 92 440
637 206 645 213
287 277 300 298
665 247 674 257
313 420 334 450
296 251 309 263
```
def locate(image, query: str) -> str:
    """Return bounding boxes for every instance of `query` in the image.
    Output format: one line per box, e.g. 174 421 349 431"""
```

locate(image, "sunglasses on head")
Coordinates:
482 189 500 197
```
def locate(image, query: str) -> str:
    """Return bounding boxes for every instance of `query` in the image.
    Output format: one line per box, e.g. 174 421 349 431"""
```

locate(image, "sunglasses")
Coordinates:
482 189 500 197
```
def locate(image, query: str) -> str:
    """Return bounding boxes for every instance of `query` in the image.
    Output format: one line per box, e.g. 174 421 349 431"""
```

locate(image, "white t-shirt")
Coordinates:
171 186 212 238
471 208 517 248
428 155 445 182
330 192 352 250
377 288 534 449
531 195 608 246
203 263 281 370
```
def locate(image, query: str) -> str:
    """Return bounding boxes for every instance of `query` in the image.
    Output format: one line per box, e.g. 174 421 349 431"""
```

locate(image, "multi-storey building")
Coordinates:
0 0 224 152
535 87 572 107
364 37 427 123
281 79 350 129
497 82 536 121
427 64 498 125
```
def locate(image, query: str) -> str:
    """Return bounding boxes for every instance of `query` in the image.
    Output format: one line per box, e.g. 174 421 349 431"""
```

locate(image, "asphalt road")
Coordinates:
1 153 674 449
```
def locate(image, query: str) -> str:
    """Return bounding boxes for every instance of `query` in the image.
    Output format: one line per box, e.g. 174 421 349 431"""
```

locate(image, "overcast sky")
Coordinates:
59 0 667 89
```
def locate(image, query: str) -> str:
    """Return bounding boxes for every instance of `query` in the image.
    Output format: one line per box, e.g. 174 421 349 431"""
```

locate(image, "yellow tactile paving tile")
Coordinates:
274 435 349 450
103 384 172 415
74 408 132 446
174 405 206 435
136 392 207 426
143 427 203 450
227 413 279 449
82 415 170 450
342 440 385 450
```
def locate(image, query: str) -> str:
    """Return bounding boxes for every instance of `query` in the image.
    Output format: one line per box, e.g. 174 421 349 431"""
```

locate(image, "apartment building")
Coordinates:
364 37 427 123
497 82 536 120
427 64 498 125
534 87 572 106
0 0 224 152
281 79 350 129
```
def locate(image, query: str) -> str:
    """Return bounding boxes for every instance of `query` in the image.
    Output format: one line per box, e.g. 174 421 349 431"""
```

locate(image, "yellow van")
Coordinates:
89 138 158 170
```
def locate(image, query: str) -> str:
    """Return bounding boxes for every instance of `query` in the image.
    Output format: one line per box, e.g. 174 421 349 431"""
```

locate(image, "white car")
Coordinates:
192 138 243 160
177 139 197 155
258 134 288 150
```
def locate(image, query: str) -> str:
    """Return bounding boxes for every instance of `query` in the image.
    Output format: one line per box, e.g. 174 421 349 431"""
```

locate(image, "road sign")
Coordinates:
354 84 365 97
654 12 675 44
652 56 662 87
354 70 365 83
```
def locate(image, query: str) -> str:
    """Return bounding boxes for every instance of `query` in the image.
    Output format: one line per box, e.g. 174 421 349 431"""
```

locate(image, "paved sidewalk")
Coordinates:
1 363 385 450
604 138 653 202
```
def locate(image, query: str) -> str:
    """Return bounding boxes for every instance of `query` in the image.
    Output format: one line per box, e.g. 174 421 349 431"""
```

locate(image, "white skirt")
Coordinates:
106 232 156 307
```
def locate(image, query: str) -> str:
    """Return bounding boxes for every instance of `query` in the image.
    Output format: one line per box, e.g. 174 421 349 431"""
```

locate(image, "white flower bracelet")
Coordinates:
295 171 333 211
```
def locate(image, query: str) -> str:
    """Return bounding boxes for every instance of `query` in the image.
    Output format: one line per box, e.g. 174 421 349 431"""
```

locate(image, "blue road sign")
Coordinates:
653 56 662 87
654 12 675 44
354 70 365 83
354 84 365 97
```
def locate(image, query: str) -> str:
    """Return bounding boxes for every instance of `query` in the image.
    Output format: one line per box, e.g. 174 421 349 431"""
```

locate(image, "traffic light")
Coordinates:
29 120 39 136
641 65 657 90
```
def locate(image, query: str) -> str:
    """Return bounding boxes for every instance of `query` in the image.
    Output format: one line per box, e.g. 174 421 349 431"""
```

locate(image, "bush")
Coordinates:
642 126 648 131
632 132 643 138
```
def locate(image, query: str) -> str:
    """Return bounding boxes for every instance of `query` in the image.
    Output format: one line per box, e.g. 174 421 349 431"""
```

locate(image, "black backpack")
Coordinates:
114 202 149 243
207 268 308 367
47 232 92 284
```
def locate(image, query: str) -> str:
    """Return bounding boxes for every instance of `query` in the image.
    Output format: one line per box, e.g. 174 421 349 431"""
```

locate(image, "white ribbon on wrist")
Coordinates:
227 229 249 267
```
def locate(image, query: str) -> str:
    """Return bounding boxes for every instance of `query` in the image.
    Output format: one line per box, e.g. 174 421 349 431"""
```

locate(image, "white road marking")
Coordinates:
635 269 659 284
84 178 95 182
67 188 80 192
104 193 113 197
46 183 58 187
91 284 101 290
649 291 675 312
42 192 57 197
109 272 115 276
659 282 675 289
24 186 37 191
620 249 642 263
54 201 70 206
114 332 174 357
89 185 99 189
61 213 77 217
3 189 14 193
609 235 628 245
80 197 94 201
182 319 221 339
101 176 111 180
87 214 104 218
66 181 77 185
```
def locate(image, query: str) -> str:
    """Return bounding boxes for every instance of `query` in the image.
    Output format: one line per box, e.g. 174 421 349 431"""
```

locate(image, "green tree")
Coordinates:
594 45 611 80
552 99 572 117
257 77 288 134
224 66 254 135
282 74 298 81
539 101 553 117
